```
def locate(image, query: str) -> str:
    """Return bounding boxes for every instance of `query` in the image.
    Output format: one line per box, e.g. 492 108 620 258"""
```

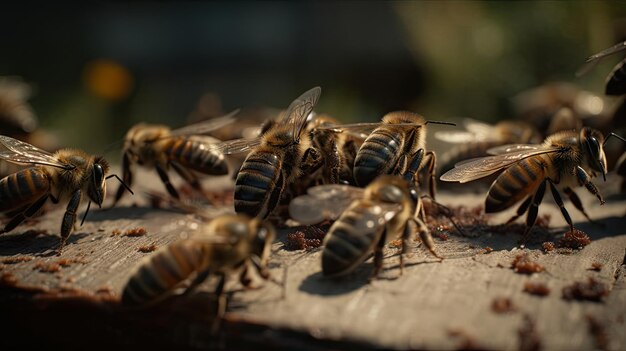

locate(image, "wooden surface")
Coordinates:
1 170 625 350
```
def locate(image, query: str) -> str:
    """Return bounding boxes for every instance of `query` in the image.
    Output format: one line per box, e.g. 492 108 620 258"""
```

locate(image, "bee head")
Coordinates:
88 156 110 206
580 127 607 181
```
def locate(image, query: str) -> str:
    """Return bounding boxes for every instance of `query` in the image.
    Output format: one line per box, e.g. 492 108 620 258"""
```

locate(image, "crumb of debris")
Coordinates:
0 272 18 286
542 242 555 253
492 297 517 314
284 223 329 251
56 258 87 267
124 227 147 237
1 255 34 264
589 262 603 272
111 229 122 236
562 278 609 302
95 286 115 296
483 246 493 254
33 262 61 273
518 314 542 351
388 239 402 249
447 328 485 350
586 314 610 350
523 282 550 296
511 254 545 274
97 228 105 232
66 277 76 283
138 244 158 253
557 229 591 249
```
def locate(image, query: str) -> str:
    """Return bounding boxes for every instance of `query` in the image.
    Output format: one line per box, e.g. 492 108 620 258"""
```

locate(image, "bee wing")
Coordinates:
352 202 403 234
0 135 72 169
576 41 626 77
486 144 541 155
315 122 383 139
210 137 263 155
440 147 559 183
434 118 493 143
288 184 364 225
279 87 321 143
168 109 239 137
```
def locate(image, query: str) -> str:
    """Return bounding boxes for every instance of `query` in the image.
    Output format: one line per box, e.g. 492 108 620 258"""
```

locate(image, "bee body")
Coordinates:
0 167 50 212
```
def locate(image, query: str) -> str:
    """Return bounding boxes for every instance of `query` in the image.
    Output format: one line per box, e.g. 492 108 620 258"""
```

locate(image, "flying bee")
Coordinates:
440 127 626 241
110 110 238 207
289 175 443 279
122 213 278 333
210 87 322 219
0 76 38 136
435 118 541 175
0 136 132 253
319 111 455 199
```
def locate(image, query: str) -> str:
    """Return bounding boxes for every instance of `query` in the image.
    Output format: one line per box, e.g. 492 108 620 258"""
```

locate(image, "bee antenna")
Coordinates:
81 201 91 226
106 174 134 195
603 132 626 147
424 121 457 127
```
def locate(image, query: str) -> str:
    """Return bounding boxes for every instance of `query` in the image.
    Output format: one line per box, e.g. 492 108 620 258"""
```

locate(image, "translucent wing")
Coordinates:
288 184 364 225
348 201 403 237
168 109 239 137
279 87 321 143
0 135 71 169
577 41 626 77
440 147 559 183
463 118 495 136
210 137 263 155
486 144 541 155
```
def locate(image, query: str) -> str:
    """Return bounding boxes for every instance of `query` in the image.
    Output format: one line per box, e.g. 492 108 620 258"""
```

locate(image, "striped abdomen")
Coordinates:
322 203 383 276
234 151 282 218
122 239 206 306
0 168 49 212
164 138 228 175
485 156 549 213
354 128 401 186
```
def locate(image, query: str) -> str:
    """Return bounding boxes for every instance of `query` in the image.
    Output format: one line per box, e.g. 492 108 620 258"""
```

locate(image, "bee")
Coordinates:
579 40 626 96
289 175 442 279
110 111 238 207
0 136 132 253
319 111 455 199
294 113 365 192
440 127 626 241
0 76 37 136
213 87 322 219
122 213 277 332
435 118 541 175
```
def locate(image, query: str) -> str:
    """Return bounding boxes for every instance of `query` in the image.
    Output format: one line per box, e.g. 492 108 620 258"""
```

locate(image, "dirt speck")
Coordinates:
138 244 158 253
588 262 603 272
557 229 591 249
511 254 545 274
33 261 61 273
491 297 517 314
518 314 542 351
523 282 550 297
562 278 609 302
0 272 18 286
586 314 610 351
1 255 34 264
541 242 555 253
125 227 148 237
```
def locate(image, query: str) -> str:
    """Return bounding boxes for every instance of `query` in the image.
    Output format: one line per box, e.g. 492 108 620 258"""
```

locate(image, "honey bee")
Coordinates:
440 128 626 241
0 76 37 136
319 111 455 199
435 118 541 175
580 40 626 96
110 111 238 207
212 87 322 219
122 213 277 332
0 136 132 253
289 175 441 279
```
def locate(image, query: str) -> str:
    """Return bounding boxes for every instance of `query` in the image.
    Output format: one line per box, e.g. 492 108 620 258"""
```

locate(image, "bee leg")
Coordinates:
155 164 180 199
263 172 286 219
370 227 388 281
403 149 424 186
575 166 605 205
563 187 604 227
326 140 341 184
58 190 82 254
182 268 211 297
505 196 532 225
239 264 253 288
211 273 228 336
520 180 546 247
422 151 437 200
414 217 442 260
548 182 574 233
1 195 49 234
110 152 132 209
170 162 214 204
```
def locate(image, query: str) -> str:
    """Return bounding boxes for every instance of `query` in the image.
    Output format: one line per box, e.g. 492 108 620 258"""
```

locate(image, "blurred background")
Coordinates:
1 1 626 160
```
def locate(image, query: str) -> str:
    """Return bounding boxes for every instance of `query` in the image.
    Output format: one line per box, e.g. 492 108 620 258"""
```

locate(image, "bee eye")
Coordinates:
93 164 104 185
587 136 601 159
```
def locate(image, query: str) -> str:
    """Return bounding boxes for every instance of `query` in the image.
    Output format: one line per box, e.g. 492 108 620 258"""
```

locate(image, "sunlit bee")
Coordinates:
318 111 455 199
0 136 131 253
0 77 37 135
435 118 541 174
289 175 441 279
122 213 277 332
211 87 322 219
441 128 626 240
110 111 238 207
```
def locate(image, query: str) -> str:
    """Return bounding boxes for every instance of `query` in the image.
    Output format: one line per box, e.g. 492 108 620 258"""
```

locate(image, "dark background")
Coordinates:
2 1 626 158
